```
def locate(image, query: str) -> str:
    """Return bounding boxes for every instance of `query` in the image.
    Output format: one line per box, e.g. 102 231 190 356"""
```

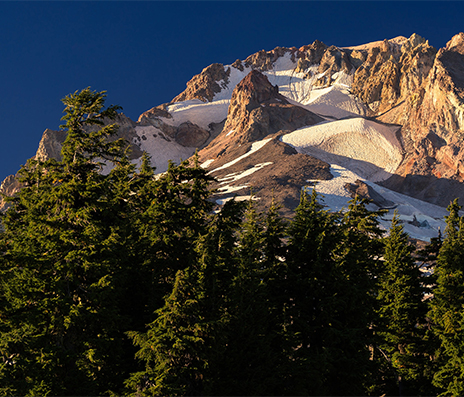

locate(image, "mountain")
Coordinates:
3 32 464 241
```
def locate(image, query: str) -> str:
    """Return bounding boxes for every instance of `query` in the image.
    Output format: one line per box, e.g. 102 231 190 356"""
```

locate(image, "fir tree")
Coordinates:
334 195 385 395
211 199 285 395
284 188 347 395
429 199 464 396
375 212 433 395
126 199 245 396
0 88 131 395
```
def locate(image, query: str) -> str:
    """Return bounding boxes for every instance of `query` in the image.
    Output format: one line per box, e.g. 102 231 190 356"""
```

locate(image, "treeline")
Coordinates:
1 89 464 396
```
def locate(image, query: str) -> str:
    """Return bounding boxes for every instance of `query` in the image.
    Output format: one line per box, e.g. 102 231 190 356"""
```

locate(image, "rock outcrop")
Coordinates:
35 129 67 161
172 63 231 103
375 33 464 206
351 34 436 115
243 46 297 71
199 70 323 163
138 105 211 148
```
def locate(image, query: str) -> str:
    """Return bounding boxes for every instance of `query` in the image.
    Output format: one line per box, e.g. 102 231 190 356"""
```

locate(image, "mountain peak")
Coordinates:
446 32 464 53
230 69 287 112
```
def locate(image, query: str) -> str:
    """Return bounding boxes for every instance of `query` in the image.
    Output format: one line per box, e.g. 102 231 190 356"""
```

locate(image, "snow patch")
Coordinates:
200 159 215 169
217 184 249 194
306 164 447 242
209 138 273 173
216 195 257 205
163 99 230 130
217 162 273 183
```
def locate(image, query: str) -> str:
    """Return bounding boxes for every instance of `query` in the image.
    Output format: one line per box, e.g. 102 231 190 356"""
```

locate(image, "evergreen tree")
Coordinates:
211 199 286 395
126 200 245 396
375 212 433 395
317 195 383 395
284 188 348 395
0 88 131 395
429 199 464 396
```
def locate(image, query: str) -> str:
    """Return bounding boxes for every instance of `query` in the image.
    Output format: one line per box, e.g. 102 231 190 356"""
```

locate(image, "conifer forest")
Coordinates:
2 89 464 396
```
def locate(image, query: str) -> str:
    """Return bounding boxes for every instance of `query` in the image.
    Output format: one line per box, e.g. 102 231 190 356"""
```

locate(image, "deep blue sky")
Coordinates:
1 1 463 182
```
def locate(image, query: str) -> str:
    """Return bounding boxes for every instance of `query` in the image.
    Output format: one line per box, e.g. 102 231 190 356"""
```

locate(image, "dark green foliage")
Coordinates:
0 89 130 395
125 199 245 396
3 87 464 396
429 200 464 396
0 89 215 396
375 212 435 395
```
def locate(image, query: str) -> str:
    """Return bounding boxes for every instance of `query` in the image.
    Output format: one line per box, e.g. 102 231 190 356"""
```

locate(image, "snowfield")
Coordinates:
282 118 402 181
134 126 194 173
162 99 230 130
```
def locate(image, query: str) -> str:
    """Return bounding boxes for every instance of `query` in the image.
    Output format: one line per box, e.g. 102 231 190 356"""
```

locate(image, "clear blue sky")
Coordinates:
1 1 463 182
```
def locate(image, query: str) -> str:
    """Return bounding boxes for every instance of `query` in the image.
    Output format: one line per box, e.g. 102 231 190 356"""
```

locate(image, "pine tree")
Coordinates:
428 199 464 396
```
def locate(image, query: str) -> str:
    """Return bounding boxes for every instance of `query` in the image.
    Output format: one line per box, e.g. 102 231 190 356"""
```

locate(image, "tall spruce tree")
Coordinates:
126 199 245 396
284 188 347 395
375 212 433 396
211 199 285 395
0 88 132 395
429 199 464 396
334 195 385 395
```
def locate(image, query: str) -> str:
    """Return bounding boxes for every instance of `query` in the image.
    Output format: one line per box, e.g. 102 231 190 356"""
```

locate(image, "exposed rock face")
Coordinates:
112 114 143 159
243 46 297 71
35 129 67 161
138 105 210 148
138 105 178 139
172 63 231 103
175 122 210 147
1 129 67 211
376 33 464 206
351 34 436 115
0 174 21 211
314 45 353 87
296 40 328 69
199 70 323 162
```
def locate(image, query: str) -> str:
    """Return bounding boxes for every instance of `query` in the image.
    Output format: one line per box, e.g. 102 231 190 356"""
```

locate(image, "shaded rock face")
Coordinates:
344 179 395 208
138 105 177 139
199 70 323 162
138 105 211 148
35 129 67 161
176 122 210 147
172 63 231 103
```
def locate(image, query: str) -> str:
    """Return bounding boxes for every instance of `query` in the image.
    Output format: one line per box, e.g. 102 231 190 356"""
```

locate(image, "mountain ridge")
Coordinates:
3 32 464 241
